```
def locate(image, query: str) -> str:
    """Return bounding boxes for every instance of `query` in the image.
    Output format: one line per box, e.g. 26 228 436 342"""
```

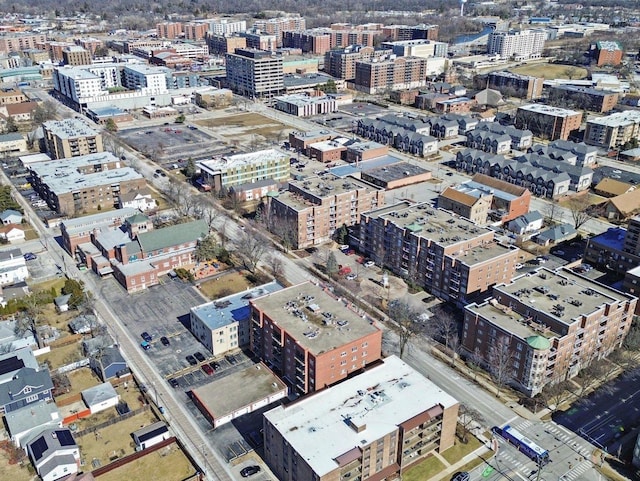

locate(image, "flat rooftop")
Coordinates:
365 201 494 248
588 227 627 251
518 104 581 117
198 149 285 174
455 179 518 202
587 110 640 127
453 242 516 265
250 282 381 355
362 161 429 183
191 281 283 330
43 118 100 139
264 355 458 477
495 268 630 325
330 155 400 178
191 363 286 419
31 162 143 195
61 207 139 235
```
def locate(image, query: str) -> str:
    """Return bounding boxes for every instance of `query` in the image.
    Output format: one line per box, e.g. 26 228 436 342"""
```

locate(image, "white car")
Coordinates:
515 263 524 270
364 261 375 268
346 273 358 281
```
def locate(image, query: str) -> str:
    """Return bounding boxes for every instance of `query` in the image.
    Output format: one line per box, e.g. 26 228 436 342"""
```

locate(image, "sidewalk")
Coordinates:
426 441 494 481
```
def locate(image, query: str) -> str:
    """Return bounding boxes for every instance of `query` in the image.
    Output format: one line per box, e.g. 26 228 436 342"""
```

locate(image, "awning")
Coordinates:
98 266 114 276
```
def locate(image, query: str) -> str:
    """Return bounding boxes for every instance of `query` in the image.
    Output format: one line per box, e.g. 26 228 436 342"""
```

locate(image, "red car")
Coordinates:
202 364 215 376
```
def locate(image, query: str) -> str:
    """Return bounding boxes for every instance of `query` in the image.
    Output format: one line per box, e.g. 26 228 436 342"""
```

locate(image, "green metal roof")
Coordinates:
137 219 208 253
126 213 150 225
526 335 551 350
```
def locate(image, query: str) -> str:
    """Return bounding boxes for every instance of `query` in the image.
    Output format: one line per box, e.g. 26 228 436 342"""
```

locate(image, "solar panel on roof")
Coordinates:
30 436 48 461
56 430 76 447
0 356 25 376
137 425 169 443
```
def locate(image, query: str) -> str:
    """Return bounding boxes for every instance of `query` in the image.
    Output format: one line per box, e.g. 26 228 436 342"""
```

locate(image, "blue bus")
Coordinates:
492 425 550 466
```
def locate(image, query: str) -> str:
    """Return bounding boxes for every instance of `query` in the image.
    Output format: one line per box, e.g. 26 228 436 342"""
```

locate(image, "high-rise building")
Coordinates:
249 281 383 395
487 29 546 60
208 19 247 36
381 39 448 58
282 30 332 55
183 22 209 40
355 56 429 94
206 34 247 55
62 45 92 66
263 355 459 481
156 22 183 39
225 48 284 99
0 33 47 54
591 40 623 67
324 46 390 81
253 16 306 47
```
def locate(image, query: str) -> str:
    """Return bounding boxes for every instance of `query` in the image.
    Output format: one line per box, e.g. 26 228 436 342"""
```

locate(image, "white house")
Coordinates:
0 248 28 285
507 211 544 235
0 209 23 225
81 382 119 414
132 421 170 450
119 187 157 212
27 428 80 481
0 224 25 243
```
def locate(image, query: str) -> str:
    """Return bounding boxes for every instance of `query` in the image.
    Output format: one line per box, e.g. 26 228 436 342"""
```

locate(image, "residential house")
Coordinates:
535 223 577 245
81 382 119 414
27 428 80 481
594 178 635 198
602 190 640 221
0 132 27 154
54 294 71 313
0 248 28 285
0 319 37 352
0 367 54 414
5 400 62 448
507 211 544 235
68 314 96 334
0 209 23 225
438 187 492 225
132 422 171 450
119 187 157 212
0 347 39 384
529 140 598 167
0 224 25 243
91 346 129 382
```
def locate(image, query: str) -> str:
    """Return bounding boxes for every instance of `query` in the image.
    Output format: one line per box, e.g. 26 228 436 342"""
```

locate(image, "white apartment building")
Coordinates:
487 29 546 60
209 19 247 35
53 66 106 104
381 39 449 58
122 64 169 93
85 63 122 89
173 43 209 59
584 111 640 150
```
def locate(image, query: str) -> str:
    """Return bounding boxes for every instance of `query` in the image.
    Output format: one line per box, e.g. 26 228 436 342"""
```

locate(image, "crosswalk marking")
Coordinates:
563 460 591 481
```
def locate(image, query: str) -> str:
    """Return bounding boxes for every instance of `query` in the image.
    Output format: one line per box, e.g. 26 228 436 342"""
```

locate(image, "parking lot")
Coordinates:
118 125 227 168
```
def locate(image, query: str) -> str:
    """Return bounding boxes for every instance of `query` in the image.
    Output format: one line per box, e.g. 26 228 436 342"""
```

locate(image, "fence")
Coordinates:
49 333 83 348
56 357 90 375
75 405 150 438
91 436 178 477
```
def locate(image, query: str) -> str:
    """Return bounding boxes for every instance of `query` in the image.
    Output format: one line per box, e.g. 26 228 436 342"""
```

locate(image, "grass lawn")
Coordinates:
55 367 101 403
40 342 84 370
23 226 39 241
401 455 446 481
77 410 160 467
198 270 253 300
95 443 196 481
0 441 33 481
455 455 494 477
510 63 588 80
441 436 483 465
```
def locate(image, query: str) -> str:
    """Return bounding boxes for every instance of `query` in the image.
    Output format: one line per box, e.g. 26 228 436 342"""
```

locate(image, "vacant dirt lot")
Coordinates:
510 63 588 80
195 112 289 145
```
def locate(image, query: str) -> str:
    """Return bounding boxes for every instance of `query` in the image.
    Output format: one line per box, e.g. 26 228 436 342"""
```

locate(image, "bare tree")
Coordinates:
540 378 575 412
543 200 563 225
235 228 268 273
488 335 514 397
387 298 423 359
199 201 221 231
467 347 484 381
265 253 284 279
430 307 459 364
567 197 591 230
459 404 485 443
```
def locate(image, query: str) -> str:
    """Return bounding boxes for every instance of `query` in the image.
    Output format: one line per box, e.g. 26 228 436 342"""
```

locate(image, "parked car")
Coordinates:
141 332 152 342
140 341 151 351
338 266 352 276
225 354 238 365
186 355 198 366
451 472 469 481
210 361 220 370
160 336 170 346
346 273 358 280
23 252 37 261
194 351 206 363
364 260 375 268
240 466 261 478
515 263 524 270
202 364 214 375
168 378 179 388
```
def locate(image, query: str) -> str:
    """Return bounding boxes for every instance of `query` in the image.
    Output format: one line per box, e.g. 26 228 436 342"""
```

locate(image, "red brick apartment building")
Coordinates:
591 40 623 67
282 30 331 55
156 22 183 39
515 104 582 141
263 356 458 481
359 201 520 307
354 56 428 95
265 175 385 249
250 282 383 396
463 268 637 396
288 129 333 154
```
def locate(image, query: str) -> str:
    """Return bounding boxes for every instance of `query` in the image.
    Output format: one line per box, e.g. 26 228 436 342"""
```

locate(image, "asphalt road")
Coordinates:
553 368 640 457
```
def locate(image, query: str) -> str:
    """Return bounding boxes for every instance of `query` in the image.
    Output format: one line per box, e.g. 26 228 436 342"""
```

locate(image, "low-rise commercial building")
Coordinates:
359 202 520 306
265 175 385 249
463 268 637 396
250 281 383 395
43 118 103 159
288 129 333 154
274 92 337 117
198 149 289 191
263 355 459 481
515 104 582 141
